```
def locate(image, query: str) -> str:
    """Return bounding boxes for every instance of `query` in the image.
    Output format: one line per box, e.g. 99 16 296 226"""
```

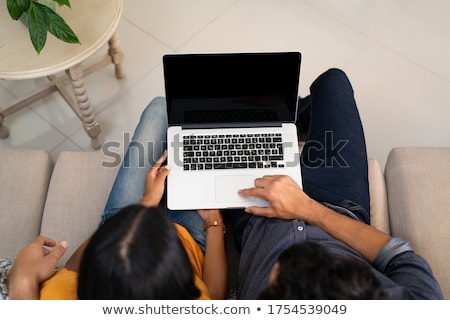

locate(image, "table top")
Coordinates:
0 0 123 80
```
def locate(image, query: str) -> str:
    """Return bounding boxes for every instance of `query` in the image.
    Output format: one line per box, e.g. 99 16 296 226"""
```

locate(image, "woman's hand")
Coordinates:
8 236 68 299
141 151 170 207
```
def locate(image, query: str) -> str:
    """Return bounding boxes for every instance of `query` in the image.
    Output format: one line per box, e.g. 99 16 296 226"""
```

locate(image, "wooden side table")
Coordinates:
0 0 124 149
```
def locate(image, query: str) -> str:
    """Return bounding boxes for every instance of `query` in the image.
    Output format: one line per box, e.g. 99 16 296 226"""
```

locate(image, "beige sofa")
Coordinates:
0 147 449 299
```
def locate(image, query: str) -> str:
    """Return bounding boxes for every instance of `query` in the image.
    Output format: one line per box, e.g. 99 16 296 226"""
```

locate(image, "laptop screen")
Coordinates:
163 52 301 126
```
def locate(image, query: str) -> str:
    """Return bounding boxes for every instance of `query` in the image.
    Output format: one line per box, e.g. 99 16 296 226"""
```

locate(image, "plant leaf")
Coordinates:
52 0 71 8
6 0 31 20
37 2 80 44
28 2 49 54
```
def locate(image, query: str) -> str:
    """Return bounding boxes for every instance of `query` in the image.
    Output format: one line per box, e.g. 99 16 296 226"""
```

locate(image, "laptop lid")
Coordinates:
163 52 301 128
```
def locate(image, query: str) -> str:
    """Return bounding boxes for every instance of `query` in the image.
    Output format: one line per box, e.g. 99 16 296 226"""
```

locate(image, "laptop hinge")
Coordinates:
181 122 283 130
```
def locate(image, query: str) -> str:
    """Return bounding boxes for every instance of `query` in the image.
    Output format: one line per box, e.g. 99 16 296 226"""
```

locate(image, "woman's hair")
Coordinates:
258 242 387 300
77 205 200 299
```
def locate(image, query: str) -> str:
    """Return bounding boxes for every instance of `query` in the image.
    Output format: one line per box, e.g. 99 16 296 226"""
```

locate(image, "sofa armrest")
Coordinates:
40 151 119 267
385 147 450 299
368 158 390 234
0 149 53 259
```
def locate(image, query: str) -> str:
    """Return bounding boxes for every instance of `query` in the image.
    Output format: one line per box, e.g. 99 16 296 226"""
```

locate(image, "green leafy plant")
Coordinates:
7 0 80 54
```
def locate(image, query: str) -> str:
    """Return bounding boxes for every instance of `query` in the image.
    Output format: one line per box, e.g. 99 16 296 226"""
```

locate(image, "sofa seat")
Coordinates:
0 147 448 299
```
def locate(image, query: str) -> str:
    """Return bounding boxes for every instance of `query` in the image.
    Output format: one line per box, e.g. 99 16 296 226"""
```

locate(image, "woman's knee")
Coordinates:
140 96 167 121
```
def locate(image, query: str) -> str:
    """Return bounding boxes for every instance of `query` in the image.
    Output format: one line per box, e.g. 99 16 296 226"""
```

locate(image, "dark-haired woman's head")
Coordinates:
259 242 387 300
77 205 200 299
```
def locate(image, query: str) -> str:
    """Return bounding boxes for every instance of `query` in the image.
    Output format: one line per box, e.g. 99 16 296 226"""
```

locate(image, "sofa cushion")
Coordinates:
40 151 119 267
385 147 450 299
0 149 53 258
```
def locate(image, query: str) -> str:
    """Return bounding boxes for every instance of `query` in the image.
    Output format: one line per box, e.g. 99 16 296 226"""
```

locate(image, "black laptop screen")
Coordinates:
163 52 301 126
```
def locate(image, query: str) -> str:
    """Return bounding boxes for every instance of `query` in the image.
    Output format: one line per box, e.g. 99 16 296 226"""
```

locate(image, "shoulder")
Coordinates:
40 268 78 300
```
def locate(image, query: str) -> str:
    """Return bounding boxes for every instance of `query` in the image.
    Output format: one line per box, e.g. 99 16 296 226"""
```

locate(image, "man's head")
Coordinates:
259 241 387 299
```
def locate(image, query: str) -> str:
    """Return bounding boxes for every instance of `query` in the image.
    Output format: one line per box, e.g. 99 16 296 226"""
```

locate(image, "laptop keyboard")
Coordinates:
182 133 285 171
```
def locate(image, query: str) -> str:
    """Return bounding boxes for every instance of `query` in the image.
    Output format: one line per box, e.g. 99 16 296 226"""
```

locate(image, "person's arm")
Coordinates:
7 236 68 299
197 209 228 300
238 175 391 263
299 199 390 263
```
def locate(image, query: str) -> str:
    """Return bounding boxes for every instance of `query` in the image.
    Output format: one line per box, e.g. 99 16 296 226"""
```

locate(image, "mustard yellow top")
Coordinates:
40 223 210 299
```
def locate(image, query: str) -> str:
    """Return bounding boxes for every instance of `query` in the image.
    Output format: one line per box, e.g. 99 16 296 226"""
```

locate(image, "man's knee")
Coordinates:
311 68 353 96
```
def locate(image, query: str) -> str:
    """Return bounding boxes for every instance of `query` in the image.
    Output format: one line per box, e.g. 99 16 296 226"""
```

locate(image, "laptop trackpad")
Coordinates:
215 175 256 203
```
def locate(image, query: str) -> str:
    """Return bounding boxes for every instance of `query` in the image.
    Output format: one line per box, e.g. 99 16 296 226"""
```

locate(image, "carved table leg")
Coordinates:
108 33 125 79
66 64 103 150
0 113 9 139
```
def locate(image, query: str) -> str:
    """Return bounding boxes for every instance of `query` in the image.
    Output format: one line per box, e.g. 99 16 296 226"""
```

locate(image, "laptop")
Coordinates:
163 52 303 210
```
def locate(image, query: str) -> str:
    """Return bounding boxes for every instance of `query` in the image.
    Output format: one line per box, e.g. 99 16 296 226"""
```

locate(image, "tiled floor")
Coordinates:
1 0 450 168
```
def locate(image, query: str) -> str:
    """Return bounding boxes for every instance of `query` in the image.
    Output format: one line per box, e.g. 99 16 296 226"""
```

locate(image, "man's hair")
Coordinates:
77 205 200 299
258 241 387 299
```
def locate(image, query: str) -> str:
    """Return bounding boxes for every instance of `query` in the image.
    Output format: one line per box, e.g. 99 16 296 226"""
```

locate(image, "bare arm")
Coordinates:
198 209 228 300
238 175 391 263
297 199 390 263
8 236 68 299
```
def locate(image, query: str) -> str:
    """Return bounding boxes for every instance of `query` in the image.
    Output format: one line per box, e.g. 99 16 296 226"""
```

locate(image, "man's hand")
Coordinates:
238 175 313 220
8 236 68 299
240 175 392 263
141 150 170 207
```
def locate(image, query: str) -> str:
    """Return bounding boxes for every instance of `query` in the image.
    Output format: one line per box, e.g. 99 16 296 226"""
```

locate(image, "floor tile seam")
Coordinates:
174 0 241 51
120 16 177 52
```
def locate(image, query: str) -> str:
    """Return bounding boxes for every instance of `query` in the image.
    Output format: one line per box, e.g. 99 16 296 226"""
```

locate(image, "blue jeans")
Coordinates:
300 68 370 223
231 68 370 247
101 97 206 251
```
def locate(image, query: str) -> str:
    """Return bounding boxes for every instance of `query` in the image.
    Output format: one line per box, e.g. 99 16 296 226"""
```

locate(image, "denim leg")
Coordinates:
100 97 206 250
300 69 370 224
101 97 168 222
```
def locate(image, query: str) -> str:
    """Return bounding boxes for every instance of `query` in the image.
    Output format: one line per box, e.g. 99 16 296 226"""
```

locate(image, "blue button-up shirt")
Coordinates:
237 209 443 299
